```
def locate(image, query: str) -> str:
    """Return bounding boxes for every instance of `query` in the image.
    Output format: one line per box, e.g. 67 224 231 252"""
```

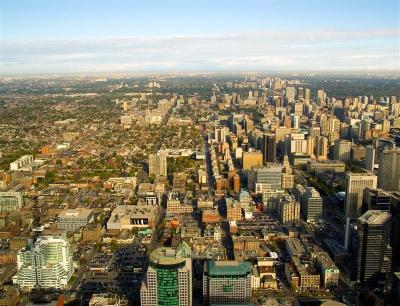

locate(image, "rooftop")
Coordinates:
207 260 252 277
359 210 391 225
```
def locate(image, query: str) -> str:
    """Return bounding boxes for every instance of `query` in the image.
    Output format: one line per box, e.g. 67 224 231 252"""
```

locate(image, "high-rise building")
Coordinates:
149 150 168 177
362 188 391 212
254 166 282 192
333 139 351 162
242 151 263 170
345 173 378 219
301 187 323 223
365 145 375 171
297 87 304 100
316 136 328 160
309 125 321 138
203 260 252 305
378 148 400 192
262 133 276 163
286 87 296 103
141 243 192 306
13 234 73 290
279 195 300 225
304 88 311 102
355 210 392 284
317 90 326 105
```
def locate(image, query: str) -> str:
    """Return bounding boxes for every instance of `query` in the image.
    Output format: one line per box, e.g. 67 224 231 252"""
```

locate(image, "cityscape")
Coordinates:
1 1 400 306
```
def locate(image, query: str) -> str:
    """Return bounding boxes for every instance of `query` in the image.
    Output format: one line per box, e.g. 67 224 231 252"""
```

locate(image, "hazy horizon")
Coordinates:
1 0 399 75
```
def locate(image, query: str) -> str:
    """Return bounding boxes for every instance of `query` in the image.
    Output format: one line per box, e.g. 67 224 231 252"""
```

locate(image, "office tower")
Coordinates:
214 127 229 143
382 119 391 134
292 114 300 129
304 88 311 102
262 133 276 163
284 115 292 129
287 133 307 155
203 261 251 305
281 155 294 189
317 90 326 105
359 119 373 141
297 87 304 99
355 210 392 284
149 150 168 177
378 148 400 191
345 173 378 219
254 166 283 192
293 102 303 116
365 145 375 171
362 188 391 212
316 136 328 160
333 139 351 162
242 151 263 170
301 187 323 223
374 138 396 161
13 234 73 290
279 195 300 225
308 126 320 138
286 87 296 103
141 243 192 306
344 173 378 249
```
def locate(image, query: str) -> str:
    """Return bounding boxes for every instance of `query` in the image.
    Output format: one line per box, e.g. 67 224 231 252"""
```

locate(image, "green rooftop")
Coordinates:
207 260 252 277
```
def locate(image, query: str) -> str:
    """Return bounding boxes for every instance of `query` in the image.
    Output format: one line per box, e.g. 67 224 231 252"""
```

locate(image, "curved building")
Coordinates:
141 242 192 306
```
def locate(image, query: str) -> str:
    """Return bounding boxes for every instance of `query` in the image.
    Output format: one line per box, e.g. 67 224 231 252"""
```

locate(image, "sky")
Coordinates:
1 0 399 75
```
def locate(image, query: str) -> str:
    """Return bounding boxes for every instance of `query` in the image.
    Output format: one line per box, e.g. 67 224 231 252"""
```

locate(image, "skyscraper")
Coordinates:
355 210 392 284
13 234 73 290
149 150 168 177
262 133 276 163
203 261 252 305
378 148 400 192
365 145 375 171
304 88 311 102
317 89 326 105
345 173 378 219
333 139 351 162
301 186 323 223
141 243 192 306
362 188 391 212
316 136 328 160
286 87 296 103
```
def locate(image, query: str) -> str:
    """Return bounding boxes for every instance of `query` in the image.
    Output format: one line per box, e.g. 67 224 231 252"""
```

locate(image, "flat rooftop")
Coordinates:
359 210 391 225
207 260 252 277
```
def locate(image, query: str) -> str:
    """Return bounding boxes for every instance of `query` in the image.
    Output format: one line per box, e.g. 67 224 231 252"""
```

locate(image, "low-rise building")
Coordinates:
307 160 346 174
312 251 339 288
58 208 94 232
0 192 24 211
203 261 252 305
285 256 320 291
107 205 158 231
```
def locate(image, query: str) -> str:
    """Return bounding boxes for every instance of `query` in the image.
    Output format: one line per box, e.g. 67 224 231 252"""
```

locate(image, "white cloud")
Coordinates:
1 28 399 74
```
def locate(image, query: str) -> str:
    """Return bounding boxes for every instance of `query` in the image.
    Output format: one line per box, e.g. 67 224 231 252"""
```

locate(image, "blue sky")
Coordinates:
1 0 399 74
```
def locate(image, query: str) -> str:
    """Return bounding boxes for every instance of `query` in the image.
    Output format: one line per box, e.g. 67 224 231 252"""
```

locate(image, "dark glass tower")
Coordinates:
355 210 392 284
262 133 276 163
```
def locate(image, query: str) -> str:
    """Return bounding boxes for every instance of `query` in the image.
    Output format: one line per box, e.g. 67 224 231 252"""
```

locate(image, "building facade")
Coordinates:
0 192 23 211
140 243 192 306
203 260 252 305
13 235 73 290
355 210 392 284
